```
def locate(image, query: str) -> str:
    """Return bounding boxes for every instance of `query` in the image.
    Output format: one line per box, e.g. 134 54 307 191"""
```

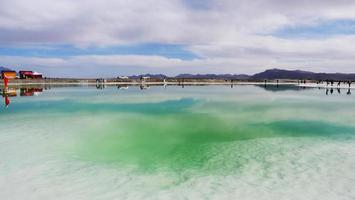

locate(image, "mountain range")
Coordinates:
2 66 355 80
250 69 355 81
128 69 355 81
0 66 11 72
174 73 250 80
127 73 250 80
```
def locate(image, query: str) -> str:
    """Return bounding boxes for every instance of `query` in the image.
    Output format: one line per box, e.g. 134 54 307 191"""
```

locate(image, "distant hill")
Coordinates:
175 74 250 80
251 69 355 81
128 74 169 79
124 69 355 81
127 73 250 80
0 66 12 72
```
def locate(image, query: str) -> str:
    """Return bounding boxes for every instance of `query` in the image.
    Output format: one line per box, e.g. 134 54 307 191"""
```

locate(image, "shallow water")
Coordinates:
1 85 355 199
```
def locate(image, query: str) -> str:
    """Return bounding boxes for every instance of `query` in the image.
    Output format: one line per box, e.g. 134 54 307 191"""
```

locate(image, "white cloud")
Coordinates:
1 0 355 45
1 0 355 75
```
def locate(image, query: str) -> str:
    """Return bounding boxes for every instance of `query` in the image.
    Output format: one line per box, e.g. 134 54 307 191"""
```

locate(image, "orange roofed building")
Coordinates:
1 71 17 79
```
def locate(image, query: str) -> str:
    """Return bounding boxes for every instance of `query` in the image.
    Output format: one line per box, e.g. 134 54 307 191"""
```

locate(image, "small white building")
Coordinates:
118 76 129 79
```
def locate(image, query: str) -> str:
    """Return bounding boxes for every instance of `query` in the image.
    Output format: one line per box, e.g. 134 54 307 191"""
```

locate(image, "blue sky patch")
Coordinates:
0 43 198 60
273 19 355 39
182 0 215 10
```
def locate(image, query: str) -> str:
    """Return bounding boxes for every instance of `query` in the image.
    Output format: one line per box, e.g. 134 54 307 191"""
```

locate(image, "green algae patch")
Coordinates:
75 113 244 173
73 109 355 174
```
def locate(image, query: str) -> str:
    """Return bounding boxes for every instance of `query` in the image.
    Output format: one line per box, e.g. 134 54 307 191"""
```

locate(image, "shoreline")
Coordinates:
0 79 354 89
0 78 298 86
0 81 298 86
299 83 355 89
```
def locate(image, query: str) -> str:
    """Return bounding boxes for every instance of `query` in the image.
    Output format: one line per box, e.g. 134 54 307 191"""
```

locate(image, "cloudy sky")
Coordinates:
1 0 355 77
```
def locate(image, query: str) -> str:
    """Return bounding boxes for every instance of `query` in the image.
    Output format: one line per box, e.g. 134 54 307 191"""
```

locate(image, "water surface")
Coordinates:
1 85 354 199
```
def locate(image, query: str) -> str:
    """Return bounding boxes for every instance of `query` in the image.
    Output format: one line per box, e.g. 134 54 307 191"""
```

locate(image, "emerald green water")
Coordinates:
1 85 354 199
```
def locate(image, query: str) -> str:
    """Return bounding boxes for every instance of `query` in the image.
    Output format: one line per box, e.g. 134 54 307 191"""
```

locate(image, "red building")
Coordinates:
19 71 43 79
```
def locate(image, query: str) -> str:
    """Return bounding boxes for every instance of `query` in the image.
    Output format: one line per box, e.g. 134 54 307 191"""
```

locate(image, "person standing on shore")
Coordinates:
349 81 352 88
3 76 9 107
3 76 8 88
2 75 10 107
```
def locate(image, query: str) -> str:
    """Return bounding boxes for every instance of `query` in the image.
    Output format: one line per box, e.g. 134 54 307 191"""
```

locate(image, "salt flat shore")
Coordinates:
1 78 354 89
299 83 355 89
0 78 298 86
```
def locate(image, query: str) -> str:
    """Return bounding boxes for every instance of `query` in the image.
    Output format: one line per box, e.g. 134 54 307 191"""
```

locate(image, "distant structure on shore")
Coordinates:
1 71 17 79
19 71 43 79
0 68 43 80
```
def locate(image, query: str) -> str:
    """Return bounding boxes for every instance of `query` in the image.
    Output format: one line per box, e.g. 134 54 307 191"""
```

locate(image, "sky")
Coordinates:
1 0 355 77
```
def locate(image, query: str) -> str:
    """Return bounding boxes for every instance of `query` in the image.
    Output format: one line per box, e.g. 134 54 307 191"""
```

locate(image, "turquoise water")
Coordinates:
1 85 355 199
